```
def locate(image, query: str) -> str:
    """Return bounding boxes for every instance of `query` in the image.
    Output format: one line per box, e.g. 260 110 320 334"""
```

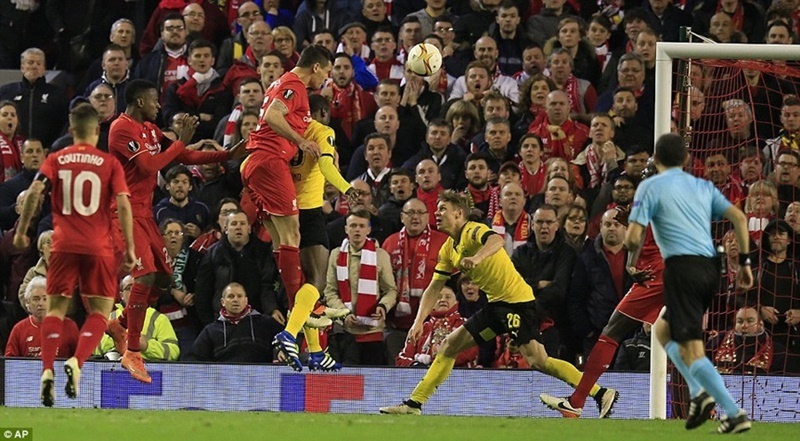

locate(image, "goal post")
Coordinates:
650 41 800 420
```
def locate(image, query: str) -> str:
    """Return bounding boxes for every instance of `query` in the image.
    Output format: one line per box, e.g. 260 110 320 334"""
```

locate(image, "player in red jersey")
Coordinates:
541 165 665 418
240 45 334 371
106 79 246 383
13 104 137 407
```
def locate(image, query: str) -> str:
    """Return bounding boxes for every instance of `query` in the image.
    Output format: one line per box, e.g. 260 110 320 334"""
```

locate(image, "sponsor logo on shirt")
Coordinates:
128 141 140 153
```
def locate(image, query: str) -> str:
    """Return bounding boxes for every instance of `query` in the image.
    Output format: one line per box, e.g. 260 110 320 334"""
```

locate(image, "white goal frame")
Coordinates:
650 42 800 419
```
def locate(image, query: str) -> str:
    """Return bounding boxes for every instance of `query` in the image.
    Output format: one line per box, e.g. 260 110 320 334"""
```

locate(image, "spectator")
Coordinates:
396 286 478 367
463 152 494 217
263 0 294 29
610 88 650 152
516 74 555 136
489 1 532 76
272 26 301 70
408 0 450 37
158 220 201 353
525 0 579 47
643 0 692 43
0 190 42 305
83 44 132 114
707 99 758 164
258 51 286 88
546 48 597 116
336 22 371 61
469 92 521 155
771 151 800 216
734 144 764 191
587 16 613 77
765 95 800 166
633 29 657 83
571 113 625 208
134 13 190 99
222 21 274 94
512 204 577 357
359 0 395 37
569 208 633 355
195 210 281 325
745 180 779 245
191 198 241 255
492 183 531 255
163 39 233 142
353 134 393 208
450 43 520 106
518 133 548 197
378 169 416 232
0 139 45 231
403 119 467 190
154 165 211 241
96 275 180 361
614 323 652 372
52 84 119 153
562 204 589 252
78 19 139 94
514 44 547 85
529 90 590 162
543 176 576 220
0 49 68 148
5 276 78 358
709 306 779 374
590 147 650 219
139 0 228 59
311 29 338 56
324 208 398 365
216 2 264 73
693 0 766 43
703 152 746 208
367 27 404 82
382 198 448 364
596 53 655 133
415 160 444 230
444 99 481 152
17 230 51 308
401 63 445 125
588 174 636 238
0 101 24 182
547 18 602 87
476 118 517 178
185 282 282 362
328 179 394 248
324 53 379 141
293 0 346 51
397 16 423 64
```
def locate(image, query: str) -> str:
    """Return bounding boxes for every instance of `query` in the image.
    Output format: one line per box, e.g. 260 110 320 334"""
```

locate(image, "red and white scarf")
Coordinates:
391 227 432 317
596 42 610 70
416 183 443 230
0 132 23 182
717 1 744 31
491 210 530 251
585 145 605 189
337 238 380 326
222 103 243 148
219 304 253 325
331 82 364 139
563 74 583 114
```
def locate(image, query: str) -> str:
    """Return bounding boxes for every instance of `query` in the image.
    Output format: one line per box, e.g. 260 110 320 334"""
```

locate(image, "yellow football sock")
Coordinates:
303 326 322 353
409 354 456 405
285 284 319 337
543 357 601 397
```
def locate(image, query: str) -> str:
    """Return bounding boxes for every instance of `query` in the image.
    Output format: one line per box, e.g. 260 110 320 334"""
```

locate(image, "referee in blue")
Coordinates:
625 134 753 434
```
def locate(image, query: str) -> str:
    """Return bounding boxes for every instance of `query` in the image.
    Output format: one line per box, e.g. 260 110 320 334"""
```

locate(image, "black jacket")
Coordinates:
511 231 577 327
402 143 467 190
0 77 69 148
0 168 35 231
185 310 282 362
569 236 634 338
162 75 233 142
195 235 280 325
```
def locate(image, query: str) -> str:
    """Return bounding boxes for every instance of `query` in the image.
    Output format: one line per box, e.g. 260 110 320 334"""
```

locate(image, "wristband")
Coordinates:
738 254 751 266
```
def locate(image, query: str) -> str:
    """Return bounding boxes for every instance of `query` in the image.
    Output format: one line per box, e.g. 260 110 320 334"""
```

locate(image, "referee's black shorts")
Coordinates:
464 300 541 346
299 208 329 249
663 255 720 342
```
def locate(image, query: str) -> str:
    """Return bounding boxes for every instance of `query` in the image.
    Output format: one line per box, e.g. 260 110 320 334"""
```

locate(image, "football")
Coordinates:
406 43 443 76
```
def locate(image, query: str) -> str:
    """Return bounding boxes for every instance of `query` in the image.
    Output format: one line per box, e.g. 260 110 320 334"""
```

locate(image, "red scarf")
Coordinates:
487 186 502 220
585 145 604 189
175 70 225 109
223 103 243 148
370 58 403 81
713 331 773 374
491 210 530 250
467 184 492 205
0 132 23 182
596 42 610 70
717 1 744 31
563 75 582 114
337 238 379 326
219 304 253 325
242 46 259 70
391 227 432 314
416 184 443 230
160 0 189 8
331 82 364 139
519 160 546 195
434 68 449 95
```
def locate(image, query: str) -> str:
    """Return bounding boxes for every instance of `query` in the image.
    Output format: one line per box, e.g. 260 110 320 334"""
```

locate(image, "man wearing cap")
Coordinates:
337 22 372 62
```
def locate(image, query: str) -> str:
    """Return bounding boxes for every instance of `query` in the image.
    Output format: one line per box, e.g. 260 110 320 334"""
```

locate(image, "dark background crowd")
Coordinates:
0 0 797 377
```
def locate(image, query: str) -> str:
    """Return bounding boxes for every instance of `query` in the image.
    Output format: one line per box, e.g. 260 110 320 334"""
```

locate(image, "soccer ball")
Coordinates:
406 43 443 77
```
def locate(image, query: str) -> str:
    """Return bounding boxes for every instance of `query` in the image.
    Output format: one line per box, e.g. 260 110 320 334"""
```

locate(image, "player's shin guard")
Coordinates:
125 283 150 352
570 335 619 409
303 326 323 353
285 284 319 337
409 354 456 405
543 357 601 397
73 313 108 366
278 245 305 302
40 316 65 372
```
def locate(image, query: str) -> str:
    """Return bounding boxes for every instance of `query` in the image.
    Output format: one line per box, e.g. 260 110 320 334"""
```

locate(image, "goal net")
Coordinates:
654 41 800 421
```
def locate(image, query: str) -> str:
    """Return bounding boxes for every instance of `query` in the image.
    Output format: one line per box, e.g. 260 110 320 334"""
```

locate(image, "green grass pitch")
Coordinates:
0 408 795 441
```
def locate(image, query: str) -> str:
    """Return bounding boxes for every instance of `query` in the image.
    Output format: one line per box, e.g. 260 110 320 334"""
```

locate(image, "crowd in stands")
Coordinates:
0 0 799 375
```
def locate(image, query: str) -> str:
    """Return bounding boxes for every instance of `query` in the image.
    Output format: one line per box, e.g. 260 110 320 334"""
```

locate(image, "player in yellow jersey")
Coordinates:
379 191 617 415
290 93 358 371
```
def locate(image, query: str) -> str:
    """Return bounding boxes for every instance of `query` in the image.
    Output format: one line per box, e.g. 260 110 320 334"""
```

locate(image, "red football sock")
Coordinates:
278 245 305 303
125 282 150 352
73 313 108 366
148 285 168 305
570 335 619 409
117 310 127 328
40 316 64 372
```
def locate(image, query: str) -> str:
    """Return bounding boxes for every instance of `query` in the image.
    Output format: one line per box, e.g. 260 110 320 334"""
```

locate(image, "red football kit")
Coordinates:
242 71 310 217
4 316 79 358
39 144 129 297
616 226 665 324
108 114 229 277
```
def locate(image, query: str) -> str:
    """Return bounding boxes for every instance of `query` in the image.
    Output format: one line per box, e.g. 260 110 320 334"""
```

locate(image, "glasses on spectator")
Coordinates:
91 93 113 101
240 10 262 18
435 27 454 33
613 185 635 190
778 161 798 168
249 31 271 37
402 210 428 217
164 25 185 32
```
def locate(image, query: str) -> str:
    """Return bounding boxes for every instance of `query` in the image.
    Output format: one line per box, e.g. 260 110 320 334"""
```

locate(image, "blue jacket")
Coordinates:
568 236 633 337
153 197 211 232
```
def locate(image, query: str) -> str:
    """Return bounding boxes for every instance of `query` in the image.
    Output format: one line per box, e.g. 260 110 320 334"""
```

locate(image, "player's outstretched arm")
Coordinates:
116 193 137 273
12 180 45 250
